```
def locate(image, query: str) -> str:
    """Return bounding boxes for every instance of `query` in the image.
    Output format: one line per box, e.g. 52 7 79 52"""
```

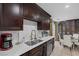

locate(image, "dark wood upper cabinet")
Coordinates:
23 4 33 20
23 3 51 22
0 3 51 31
0 4 2 27
37 19 50 30
23 3 42 22
0 3 23 30
3 3 23 30
42 19 50 30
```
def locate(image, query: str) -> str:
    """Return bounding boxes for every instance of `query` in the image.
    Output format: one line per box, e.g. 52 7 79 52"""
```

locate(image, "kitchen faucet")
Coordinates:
31 30 37 41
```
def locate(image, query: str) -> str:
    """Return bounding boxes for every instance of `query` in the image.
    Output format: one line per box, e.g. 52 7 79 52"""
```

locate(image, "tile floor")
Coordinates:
50 41 79 56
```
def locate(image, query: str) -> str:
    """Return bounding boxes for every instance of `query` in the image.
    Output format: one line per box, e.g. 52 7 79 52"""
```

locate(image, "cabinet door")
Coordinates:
29 45 43 56
37 19 50 30
0 4 2 27
2 3 23 30
23 3 40 22
45 19 50 30
37 21 42 30
29 50 43 56
23 3 33 20
43 42 47 56
32 6 41 22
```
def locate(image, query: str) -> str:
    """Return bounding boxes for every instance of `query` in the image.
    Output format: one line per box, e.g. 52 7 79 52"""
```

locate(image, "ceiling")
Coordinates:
37 3 79 21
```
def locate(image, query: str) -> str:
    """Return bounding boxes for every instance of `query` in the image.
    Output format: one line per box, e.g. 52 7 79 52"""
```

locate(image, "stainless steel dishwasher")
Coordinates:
47 40 53 56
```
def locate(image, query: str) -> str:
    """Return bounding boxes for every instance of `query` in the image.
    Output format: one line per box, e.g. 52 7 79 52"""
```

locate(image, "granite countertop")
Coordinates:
0 36 54 56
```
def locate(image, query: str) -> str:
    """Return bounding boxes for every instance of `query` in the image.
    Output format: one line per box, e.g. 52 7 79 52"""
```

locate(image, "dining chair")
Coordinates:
73 34 79 46
63 35 73 49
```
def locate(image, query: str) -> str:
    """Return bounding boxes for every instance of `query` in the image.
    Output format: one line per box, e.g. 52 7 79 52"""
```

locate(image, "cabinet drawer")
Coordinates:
29 49 43 56
28 45 43 55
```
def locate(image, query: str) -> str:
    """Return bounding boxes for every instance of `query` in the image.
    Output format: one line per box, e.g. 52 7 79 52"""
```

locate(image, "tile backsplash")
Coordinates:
0 19 50 45
19 19 38 43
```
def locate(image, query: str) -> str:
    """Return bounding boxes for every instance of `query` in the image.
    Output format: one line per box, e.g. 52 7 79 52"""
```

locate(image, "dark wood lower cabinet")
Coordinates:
20 38 54 56
28 45 43 56
42 42 47 56
29 49 43 56
20 45 43 56
52 38 54 51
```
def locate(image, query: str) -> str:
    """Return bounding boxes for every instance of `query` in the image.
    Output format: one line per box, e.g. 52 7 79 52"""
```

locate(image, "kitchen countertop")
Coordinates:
0 36 54 56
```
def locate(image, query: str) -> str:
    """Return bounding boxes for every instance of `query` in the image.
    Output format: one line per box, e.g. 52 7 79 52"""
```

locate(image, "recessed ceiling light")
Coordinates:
65 5 70 8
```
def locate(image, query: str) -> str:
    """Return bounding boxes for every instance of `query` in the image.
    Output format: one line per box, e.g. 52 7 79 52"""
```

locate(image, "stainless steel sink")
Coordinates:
34 40 43 43
25 40 43 46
